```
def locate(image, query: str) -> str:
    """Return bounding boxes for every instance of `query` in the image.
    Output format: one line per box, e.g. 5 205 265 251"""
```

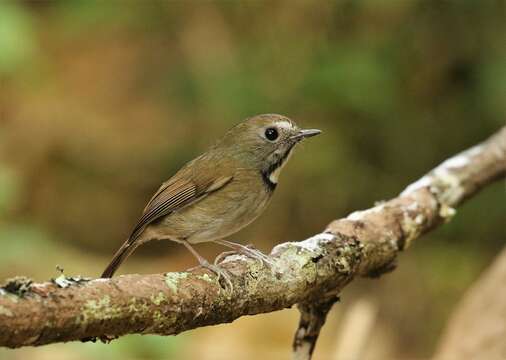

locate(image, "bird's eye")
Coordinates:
265 127 279 141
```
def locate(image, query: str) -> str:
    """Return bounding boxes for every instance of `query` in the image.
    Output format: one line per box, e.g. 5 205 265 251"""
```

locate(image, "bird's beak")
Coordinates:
292 129 322 141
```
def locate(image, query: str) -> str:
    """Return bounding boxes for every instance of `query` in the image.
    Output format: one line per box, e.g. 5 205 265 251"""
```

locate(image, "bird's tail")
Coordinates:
101 240 138 278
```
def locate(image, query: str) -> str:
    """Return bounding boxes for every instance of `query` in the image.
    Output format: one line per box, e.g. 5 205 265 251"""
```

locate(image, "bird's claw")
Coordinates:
215 243 275 270
214 251 237 266
199 261 233 293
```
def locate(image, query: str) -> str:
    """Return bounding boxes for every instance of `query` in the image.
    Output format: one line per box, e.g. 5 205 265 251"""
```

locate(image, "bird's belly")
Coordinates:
158 181 271 244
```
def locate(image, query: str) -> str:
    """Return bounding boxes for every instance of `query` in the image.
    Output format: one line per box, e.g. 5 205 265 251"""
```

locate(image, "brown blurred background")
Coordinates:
0 1 504 359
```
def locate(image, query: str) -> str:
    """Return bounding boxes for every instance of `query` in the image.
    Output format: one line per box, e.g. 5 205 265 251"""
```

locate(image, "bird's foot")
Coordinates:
181 240 233 293
198 260 233 293
214 240 275 269
214 250 237 266
240 245 275 269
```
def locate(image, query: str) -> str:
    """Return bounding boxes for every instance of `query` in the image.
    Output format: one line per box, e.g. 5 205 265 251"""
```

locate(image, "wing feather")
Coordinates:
129 168 233 242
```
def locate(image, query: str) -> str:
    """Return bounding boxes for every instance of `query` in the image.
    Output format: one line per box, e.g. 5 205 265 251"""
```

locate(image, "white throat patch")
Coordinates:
268 148 294 184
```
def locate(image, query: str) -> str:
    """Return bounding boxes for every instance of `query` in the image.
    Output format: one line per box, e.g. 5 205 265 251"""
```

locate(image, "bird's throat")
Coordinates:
261 145 294 191
261 171 277 191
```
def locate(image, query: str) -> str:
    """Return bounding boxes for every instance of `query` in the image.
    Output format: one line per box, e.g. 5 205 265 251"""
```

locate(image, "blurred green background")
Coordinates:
0 1 504 359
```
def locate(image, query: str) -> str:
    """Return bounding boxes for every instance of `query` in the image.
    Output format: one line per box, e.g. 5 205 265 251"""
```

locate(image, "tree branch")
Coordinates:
1 126 505 349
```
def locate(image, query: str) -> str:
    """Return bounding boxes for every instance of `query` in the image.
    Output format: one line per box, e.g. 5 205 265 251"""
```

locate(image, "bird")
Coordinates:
101 114 321 286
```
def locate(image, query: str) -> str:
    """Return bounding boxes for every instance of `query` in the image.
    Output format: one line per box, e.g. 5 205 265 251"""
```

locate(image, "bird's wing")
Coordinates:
101 154 235 278
129 164 233 242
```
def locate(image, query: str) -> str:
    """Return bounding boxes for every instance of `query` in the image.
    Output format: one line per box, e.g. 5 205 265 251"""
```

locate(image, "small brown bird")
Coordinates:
101 114 321 284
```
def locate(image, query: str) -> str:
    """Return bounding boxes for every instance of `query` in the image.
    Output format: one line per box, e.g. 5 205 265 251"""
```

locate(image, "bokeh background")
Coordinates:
0 1 504 359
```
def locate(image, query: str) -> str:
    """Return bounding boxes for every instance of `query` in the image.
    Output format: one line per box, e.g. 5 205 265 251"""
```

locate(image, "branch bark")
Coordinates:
1 126 505 350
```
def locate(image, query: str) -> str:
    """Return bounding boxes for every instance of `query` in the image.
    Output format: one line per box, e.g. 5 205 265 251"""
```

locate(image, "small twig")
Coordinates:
293 296 339 360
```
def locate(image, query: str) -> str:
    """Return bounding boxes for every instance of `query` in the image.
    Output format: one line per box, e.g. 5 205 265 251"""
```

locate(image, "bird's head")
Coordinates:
216 114 321 186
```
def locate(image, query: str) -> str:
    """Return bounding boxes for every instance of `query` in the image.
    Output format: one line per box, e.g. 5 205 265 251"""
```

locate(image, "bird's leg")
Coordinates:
213 239 275 268
181 240 233 292
213 250 238 266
